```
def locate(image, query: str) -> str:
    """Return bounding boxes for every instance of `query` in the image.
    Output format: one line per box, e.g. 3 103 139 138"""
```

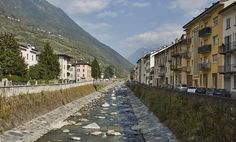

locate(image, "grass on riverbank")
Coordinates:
128 84 236 142
0 84 106 132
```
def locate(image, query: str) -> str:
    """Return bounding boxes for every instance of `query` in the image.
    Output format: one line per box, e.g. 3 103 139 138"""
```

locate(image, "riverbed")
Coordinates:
36 86 145 142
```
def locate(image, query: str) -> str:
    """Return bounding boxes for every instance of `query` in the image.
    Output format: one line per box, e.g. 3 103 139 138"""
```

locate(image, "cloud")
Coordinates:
47 0 150 15
77 21 112 31
124 24 183 48
169 0 210 16
96 11 118 18
132 2 150 8
47 0 112 14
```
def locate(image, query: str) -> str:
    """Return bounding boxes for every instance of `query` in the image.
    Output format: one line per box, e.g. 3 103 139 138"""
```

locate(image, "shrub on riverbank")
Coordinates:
128 84 236 142
0 84 106 132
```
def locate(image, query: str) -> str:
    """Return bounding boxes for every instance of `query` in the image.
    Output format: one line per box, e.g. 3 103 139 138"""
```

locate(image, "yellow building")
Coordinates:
183 2 224 88
169 34 192 87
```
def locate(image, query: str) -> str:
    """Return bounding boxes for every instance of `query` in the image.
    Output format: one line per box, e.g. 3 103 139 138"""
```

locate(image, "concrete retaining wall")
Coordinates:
0 81 94 97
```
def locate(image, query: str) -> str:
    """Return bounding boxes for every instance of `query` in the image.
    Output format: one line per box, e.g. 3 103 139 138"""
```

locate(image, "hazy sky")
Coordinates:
47 0 216 58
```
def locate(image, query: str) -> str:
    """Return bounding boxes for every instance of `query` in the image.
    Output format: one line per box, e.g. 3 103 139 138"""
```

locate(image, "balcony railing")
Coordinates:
181 51 191 59
198 63 211 71
171 51 182 57
198 44 211 54
219 64 236 74
219 41 236 54
198 27 211 37
170 65 182 71
158 63 165 67
182 66 191 72
183 38 192 45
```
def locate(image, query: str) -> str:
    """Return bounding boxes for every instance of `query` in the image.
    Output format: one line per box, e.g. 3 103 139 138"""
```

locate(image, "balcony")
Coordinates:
198 27 211 37
171 51 182 57
181 51 191 59
198 44 211 54
219 42 236 55
159 72 165 77
182 66 191 73
198 63 211 71
158 63 165 68
170 65 182 71
219 64 236 74
183 38 192 45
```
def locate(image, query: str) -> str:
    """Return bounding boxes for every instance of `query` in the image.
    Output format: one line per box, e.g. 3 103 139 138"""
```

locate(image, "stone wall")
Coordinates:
0 81 94 97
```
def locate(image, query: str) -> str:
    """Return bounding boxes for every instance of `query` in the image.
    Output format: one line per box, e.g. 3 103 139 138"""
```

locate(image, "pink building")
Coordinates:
73 61 92 82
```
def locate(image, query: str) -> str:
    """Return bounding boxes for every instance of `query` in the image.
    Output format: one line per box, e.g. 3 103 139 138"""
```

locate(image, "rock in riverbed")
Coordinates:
91 131 102 136
107 130 122 136
70 136 81 141
102 102 110 107
62 129 70 133
82 123 101 129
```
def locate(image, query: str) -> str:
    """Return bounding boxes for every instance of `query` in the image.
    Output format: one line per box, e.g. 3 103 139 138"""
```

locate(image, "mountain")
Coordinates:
0 0 132 76
127 46 159 64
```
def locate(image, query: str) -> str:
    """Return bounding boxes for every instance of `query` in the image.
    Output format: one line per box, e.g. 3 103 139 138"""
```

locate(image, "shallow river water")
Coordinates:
36 87 145 142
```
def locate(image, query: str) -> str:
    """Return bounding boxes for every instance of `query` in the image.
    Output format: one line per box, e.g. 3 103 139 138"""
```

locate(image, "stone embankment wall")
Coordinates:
0 81 96 97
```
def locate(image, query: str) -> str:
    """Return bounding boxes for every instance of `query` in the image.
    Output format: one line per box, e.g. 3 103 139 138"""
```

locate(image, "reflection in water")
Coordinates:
36 87 144 142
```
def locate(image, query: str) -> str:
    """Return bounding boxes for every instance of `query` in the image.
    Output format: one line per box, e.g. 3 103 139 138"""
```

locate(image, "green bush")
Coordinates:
129 84 236 142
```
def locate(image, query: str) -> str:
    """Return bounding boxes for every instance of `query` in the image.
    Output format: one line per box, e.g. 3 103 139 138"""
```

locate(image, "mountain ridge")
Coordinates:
0 0 132 76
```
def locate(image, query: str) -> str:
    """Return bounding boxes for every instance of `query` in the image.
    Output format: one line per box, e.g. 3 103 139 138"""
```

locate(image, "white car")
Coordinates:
176 84 187 92
187 87 197 93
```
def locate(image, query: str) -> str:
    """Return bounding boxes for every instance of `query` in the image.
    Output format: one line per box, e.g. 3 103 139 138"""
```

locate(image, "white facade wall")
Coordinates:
20 44 38 68
221 3 236 95
58 56 69 81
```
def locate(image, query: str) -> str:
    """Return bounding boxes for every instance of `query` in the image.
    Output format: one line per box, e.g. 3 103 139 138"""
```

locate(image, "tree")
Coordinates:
29 43 60 80
91 58 101 79
0 33 27 78
104 65 114 79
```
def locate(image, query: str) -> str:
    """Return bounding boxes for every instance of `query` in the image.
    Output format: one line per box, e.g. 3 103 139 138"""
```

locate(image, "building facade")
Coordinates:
19 43 38 68
183 2 224 88
219 1 236 96
58 54 72 83
74 61 92 82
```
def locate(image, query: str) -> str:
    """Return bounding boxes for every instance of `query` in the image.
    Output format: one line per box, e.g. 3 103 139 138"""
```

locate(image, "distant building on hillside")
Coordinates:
57 54 73 83
19 43 38 69
73 60 92 82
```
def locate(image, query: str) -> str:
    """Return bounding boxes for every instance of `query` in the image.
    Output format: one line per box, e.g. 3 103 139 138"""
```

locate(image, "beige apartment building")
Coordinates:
73 61 92 82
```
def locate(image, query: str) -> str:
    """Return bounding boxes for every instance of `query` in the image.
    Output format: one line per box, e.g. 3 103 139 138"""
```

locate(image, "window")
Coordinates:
213 16 218 27
212 54 217 63
234 75 236 88
27 54 29 60
78 69 80 72
83 69 85 72
212 73 217 88
226 18 231 29
32 55 34 61
213 35 218 46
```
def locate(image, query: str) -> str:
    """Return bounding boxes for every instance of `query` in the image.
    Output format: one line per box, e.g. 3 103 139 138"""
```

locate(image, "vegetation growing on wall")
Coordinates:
0 84 106 132
129 84 236 142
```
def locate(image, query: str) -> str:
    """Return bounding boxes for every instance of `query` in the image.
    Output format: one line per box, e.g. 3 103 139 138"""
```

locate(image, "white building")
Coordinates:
57 54 72 83
219 1 236 96
67 64 76 82
19 43 38 68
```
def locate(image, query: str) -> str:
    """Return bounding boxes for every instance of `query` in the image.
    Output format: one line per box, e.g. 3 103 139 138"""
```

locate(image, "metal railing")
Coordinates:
198 44 212 54
219 41 236 54
199 27 211 37
198 63 211 71
219 64 236 74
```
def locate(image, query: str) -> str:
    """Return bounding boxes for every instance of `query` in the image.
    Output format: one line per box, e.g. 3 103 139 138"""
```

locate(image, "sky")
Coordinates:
47 0 216 59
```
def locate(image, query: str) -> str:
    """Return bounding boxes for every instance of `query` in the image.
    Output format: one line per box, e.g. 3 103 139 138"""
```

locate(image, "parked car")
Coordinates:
187 86 197 93
214 89 231 97
195 87 206 94
176 84 187 92
206 88 216 96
